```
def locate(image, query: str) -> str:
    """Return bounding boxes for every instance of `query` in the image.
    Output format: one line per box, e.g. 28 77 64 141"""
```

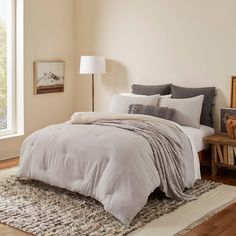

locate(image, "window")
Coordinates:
0 0 16 136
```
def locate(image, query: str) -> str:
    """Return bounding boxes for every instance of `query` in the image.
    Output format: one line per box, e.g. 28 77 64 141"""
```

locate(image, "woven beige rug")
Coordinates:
0 168 235 236
130 184 236 236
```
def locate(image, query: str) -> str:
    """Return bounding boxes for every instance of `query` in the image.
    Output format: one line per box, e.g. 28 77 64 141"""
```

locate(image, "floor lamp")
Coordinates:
80 56 106 112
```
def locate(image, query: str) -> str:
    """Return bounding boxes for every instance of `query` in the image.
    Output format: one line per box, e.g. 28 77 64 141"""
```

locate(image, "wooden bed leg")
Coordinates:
211 144 218 176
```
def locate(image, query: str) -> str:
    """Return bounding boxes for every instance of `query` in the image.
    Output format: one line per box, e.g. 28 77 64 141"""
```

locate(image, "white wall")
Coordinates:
0 0 75 160
75 0 236 128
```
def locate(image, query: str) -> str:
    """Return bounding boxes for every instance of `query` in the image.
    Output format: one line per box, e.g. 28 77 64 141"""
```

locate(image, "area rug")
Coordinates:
0 175 221 236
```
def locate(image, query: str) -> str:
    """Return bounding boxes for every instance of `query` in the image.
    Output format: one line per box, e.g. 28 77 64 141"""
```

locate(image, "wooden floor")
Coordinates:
186 167 236 236
0 157 19 170
186 203 236 236
0 158 235 236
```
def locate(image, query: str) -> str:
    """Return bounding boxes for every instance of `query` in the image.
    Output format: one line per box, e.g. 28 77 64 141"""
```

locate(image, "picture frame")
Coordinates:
219 107 236 133
34 61 65 94
231 76 236 108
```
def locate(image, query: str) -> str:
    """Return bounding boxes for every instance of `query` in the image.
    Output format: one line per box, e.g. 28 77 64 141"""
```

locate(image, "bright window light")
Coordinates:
0 0 16 136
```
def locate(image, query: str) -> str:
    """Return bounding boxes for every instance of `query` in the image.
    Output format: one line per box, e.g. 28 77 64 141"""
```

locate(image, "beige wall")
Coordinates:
1 0 236 159
75 0 236 127
0 0 75 160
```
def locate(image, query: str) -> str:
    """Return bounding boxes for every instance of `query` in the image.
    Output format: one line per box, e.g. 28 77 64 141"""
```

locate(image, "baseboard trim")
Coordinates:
0 157 19 170
0 156 19 162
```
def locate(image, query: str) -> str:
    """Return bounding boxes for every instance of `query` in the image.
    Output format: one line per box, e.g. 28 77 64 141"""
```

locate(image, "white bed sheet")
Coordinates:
181 125 215 152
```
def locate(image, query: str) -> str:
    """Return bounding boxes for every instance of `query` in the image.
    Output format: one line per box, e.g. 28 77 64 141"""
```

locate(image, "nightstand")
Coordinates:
204 134 236 176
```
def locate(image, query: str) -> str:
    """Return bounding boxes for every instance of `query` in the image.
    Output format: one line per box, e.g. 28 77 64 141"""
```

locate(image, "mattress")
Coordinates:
181 125 215 152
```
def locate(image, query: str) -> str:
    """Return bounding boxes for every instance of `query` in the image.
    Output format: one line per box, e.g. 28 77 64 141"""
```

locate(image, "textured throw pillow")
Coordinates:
171 85 216 127
132 84 171 95
109 94 160 113
128 104 174 120
158 95 204 128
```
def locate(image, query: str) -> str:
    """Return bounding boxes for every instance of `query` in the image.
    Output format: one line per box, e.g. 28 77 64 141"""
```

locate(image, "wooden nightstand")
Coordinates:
204 134 236 176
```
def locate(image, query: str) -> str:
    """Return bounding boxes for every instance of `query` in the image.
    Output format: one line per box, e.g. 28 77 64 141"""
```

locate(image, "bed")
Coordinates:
17 84 216 226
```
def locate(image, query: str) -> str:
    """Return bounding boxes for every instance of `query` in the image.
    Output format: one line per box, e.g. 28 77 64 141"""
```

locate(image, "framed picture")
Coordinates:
34 61 65 94
219 107 236 133
231 76 236 107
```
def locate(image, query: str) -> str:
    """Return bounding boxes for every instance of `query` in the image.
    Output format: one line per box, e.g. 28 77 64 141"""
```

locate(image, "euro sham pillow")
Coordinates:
132 84 171 95
109 94 160 113
158 95 204 128
171 85 216 127
128 104 174 120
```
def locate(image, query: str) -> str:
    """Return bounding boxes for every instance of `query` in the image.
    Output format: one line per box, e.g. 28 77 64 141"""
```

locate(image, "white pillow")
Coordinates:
160 94 172 98
109 94 160 113
158 95 204 128
120 93 172 98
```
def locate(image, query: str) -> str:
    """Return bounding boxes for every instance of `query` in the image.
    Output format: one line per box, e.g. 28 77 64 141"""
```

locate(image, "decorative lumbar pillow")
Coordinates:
128 104 175 120
158 95 204 128
171 85 216 127
109 94 160 113
132 84 171 95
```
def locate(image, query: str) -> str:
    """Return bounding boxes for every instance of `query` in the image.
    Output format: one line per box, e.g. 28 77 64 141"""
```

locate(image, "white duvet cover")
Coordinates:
182 125 215 152
17 113 200 226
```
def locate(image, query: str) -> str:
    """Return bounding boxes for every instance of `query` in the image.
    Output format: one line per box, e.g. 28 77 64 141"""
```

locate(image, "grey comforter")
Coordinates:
94 119 196 201
17 113 199 226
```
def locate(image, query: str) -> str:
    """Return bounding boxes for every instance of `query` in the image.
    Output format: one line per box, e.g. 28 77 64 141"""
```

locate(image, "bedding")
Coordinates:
94 119 196 201
171 85 216 127
158 95 204 128
132 84 171 95
17 113 200 226
109 94 160 113
182 125 215 152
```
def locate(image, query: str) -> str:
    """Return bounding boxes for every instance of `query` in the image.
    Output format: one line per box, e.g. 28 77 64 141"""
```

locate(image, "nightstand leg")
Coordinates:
211 145 218 176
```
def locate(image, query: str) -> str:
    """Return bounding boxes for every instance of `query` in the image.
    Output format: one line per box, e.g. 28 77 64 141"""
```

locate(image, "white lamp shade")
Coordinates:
80 56 106 74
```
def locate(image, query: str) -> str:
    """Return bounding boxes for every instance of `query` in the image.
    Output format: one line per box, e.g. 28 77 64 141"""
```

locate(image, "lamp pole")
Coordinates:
92 73 94 112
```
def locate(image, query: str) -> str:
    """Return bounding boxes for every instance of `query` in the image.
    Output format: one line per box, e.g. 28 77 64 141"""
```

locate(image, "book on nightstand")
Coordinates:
216 145 224 163
223 146 228 164
231 147 236 165
228 146 235 165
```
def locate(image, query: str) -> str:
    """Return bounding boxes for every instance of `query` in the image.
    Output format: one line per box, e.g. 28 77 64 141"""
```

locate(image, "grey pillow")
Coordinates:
128 104 174 120
132 84 171 95
159 95 204 128
171 85 216 127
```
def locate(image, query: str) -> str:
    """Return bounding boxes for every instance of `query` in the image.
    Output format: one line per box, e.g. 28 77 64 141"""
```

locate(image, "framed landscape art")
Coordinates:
34 61 65 94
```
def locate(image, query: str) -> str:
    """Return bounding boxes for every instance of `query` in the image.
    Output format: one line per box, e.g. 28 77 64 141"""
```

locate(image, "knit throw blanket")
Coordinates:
94 119 196 201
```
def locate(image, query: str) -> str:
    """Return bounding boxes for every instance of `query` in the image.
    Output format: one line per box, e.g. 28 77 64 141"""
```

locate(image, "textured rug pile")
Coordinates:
0 176 220 236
